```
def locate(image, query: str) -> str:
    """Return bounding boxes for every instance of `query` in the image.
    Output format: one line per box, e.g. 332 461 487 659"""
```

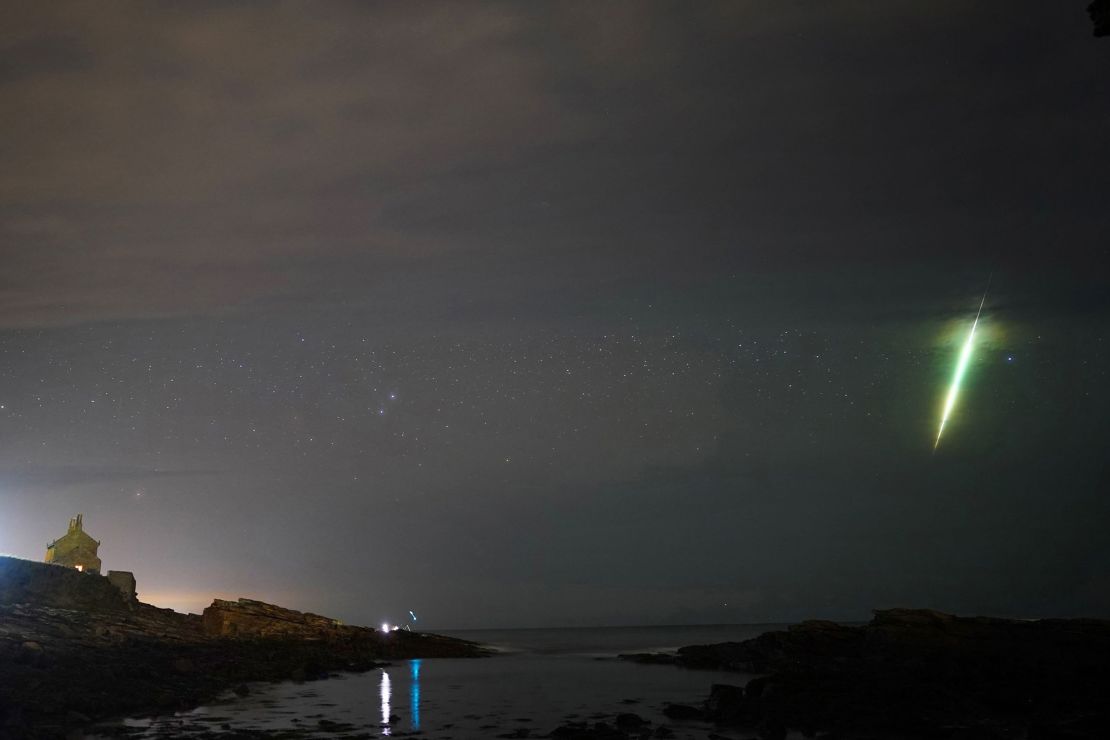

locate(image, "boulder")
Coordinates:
615 712 650 729
1091 0 1110 37
704 683 749 724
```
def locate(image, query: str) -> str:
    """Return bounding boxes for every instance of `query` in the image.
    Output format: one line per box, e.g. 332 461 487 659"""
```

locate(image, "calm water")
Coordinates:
110 624 786 739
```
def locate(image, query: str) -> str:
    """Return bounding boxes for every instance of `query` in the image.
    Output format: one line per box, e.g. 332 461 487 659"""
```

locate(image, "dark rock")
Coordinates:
674 642 754 671
0 556 135 613
705 684 749 724
1091 0 1110 36
317 718 356 732
756 719 786 740
0 553 487 737
662 703 704 720
171 657 195 673
615 712 649 729
675 608 1110 739
743 676 770 699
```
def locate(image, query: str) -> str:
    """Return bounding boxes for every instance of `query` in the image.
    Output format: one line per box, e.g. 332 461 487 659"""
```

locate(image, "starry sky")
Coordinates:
2 1 1108 628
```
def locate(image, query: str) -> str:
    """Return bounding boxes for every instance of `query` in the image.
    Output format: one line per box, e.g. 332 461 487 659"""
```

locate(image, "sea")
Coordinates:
105 624 786 739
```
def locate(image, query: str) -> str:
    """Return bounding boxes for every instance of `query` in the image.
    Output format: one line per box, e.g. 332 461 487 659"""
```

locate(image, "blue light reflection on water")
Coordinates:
378 660 420 734
410 659 422 730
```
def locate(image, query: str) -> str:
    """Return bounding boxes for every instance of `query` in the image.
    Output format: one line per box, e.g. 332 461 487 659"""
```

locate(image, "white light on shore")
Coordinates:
381 622 390 633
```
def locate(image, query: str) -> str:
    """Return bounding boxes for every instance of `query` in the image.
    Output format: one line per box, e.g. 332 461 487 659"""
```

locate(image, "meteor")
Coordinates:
934 285 989 450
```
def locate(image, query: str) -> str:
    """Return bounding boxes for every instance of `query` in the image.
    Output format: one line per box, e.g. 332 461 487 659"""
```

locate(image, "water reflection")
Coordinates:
380 669 391 736
410 660 422 730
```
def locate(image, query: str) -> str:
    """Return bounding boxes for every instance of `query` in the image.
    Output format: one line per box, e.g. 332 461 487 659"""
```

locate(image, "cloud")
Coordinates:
0 33 93 84
3 1 1106 331
0 1 591 327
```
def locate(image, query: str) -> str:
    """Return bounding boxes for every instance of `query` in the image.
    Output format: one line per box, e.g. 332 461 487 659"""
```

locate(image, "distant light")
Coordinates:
381 622 390 633
1007 356 1014 362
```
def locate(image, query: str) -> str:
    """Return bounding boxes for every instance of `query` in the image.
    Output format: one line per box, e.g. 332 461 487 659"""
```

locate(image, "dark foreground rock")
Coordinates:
1091 0 1110 37
0 556 486 739
660 608 1110 739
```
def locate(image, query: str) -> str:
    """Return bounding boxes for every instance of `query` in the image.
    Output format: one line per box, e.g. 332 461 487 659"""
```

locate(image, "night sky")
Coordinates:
2 2 1108 629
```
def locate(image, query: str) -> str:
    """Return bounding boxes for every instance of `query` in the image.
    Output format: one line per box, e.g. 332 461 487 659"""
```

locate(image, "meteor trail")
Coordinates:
934 283 990 450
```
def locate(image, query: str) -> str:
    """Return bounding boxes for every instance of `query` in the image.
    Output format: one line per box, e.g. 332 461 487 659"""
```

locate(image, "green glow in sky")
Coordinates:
934 316 982 450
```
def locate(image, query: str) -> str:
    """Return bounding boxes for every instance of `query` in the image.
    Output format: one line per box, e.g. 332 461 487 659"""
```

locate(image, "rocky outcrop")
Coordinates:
644 608 1110 739
0 555 136 613
106 570 137 601
201 596 482 660
0 555 486 739
1091 0 1110 36
203 597 345 638
0 600 387 738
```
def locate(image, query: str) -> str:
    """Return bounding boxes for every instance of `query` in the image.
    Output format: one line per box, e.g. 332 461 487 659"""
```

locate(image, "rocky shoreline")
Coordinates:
623 608 1110 739
0 556 487 739
8 553 1110 740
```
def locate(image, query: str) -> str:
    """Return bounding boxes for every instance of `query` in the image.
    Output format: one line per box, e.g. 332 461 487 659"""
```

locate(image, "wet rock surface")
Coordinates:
88 714 701 740
631 608 1110 739
0 556 485 739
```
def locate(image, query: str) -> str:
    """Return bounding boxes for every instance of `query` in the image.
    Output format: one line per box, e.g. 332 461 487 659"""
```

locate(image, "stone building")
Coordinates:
44 514 137 600
45 513 102 574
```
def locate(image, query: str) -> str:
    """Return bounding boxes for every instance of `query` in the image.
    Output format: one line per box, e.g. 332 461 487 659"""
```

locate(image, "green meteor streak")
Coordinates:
934 290 988 450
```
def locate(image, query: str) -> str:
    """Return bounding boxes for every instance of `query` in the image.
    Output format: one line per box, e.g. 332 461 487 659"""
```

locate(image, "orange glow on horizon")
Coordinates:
140 589 307 615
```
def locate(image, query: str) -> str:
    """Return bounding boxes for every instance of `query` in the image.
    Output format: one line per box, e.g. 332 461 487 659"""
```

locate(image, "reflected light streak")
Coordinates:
380 669 392 735
410 659 422 730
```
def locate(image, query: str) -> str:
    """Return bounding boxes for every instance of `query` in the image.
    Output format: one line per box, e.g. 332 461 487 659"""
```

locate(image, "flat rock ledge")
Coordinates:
0 556 486 739
624 608 1110 739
